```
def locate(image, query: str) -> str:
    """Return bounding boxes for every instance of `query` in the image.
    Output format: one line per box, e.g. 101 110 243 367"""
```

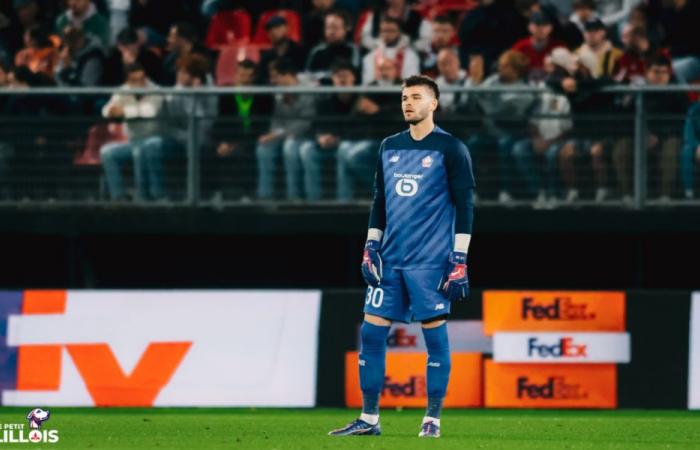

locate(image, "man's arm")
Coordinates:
362 139 387 287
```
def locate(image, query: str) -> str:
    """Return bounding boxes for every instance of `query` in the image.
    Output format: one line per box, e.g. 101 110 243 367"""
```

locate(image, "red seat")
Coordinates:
354 9 371 45
205 9 252 49
74 123 127 166
215 44 263 86
252 9 301 45
426 0 478 19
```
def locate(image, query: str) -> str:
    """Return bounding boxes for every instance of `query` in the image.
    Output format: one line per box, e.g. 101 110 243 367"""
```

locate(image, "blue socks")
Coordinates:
359 321 390 415
422 323 451 419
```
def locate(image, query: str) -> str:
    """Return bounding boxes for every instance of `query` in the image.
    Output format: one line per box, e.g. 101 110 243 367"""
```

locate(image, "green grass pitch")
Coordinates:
1 407 699 449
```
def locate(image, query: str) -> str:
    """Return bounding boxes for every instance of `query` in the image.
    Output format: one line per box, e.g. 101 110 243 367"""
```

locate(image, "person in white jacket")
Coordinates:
361 17 419 84
100 62 164 200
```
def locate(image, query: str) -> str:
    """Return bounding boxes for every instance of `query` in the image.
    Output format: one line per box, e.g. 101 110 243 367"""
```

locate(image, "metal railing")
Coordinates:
0 84 697 209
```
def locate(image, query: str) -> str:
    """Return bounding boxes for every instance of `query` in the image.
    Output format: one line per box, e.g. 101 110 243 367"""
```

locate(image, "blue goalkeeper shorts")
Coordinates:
363 267 449 323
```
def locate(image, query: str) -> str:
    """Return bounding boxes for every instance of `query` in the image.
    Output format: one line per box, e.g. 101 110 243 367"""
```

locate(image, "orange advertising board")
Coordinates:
483 291 626 335
345 352 483 407
484 360 617 408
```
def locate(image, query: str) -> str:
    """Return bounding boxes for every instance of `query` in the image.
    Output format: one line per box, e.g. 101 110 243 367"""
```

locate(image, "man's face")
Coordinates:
324 14 346 44
378 58 398 81
118 42 140 56
529 23 552 41
402 85 437 125
267 24 288 44
437 50 460 81
646 64 671 85
584 29 606 47
431 22 454 49
498 58 518 82
332 68 355 87
176 70 195 87
68 0 90 16
379 22 401 46
574 6 593 22
126 69 146 87
235 67 255 86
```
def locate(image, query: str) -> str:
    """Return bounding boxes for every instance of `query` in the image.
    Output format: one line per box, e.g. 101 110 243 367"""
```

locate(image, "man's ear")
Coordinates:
431 97 439 112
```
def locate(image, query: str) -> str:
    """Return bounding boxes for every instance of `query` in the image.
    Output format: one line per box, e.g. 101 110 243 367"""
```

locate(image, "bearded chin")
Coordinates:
405 116 425 125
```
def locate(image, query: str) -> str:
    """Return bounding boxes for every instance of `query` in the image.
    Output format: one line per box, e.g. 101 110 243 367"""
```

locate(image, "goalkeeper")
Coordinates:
329 75 475 439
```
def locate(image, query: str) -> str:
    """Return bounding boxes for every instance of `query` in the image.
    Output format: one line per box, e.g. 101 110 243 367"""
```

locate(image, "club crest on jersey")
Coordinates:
422 156 433 168
389 155 400 163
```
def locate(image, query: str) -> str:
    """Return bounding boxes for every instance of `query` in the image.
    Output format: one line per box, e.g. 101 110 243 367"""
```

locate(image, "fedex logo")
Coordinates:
527 337 587 358
516 376 586 400
383 376 427 398
521 297 596 321
386 328 417 348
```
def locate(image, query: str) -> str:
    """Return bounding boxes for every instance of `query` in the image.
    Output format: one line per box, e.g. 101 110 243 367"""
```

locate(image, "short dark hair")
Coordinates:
647 54 672 69
237 59 257 72
272 57 297 76
433 15 454 26
116 27 139 45
26 25 52 48
176 54 210 83
325 8 351 27
380 16 403 30
402 75 439 100
573 0 596 10
172 21 198 43
124 62 145 75
330 59 356 75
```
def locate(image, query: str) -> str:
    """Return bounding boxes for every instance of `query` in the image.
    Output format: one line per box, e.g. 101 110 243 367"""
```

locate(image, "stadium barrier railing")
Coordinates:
0 85 698 209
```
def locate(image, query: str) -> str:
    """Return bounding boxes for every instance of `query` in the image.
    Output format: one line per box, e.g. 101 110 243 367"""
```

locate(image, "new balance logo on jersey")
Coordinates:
389 155 400 163
422 156 433 168
434 303 445 311
359 359 366 367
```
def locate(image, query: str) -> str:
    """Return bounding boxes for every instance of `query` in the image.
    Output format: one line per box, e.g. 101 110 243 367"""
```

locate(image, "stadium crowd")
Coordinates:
0 0 699 205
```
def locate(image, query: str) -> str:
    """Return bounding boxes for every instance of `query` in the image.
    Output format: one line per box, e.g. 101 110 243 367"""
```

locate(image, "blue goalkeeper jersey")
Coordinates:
368 126 475 270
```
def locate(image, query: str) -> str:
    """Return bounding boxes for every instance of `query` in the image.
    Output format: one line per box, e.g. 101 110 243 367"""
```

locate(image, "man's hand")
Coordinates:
217 142 236 157
357 97 380 115
438 251 469 301
361 240 382 287
317 134 339 149
107 104 125 118
258 133 280 144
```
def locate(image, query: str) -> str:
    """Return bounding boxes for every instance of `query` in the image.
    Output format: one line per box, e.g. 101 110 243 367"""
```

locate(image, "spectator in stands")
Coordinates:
681 102 700 200
652 0 700 84
55 0 109 48
336 57 402 201
99 62 164 201
361 17 419 84
55 27 104 86
211 59 272 199
163 22 209 86
256 60 315 200
305 9 359 82
547 46 615 204
459 0 531 77
560 0 598 50
613 55 688 203
616 3 662 50
513 48 573 208
468 49 535 204
102 27 165 86
2 0 50 61
14 25 58 78
302 0 336 54
512 11 565 82
613 25 651 84
257 16 306 85
128 0 190 44
299 61 359 200
434 48 471 115
153 54 217 201
575 18 622 79
420 15 457 77
360 0 431 53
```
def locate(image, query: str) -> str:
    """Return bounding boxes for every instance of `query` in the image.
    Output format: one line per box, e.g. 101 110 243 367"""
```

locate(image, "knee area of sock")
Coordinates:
422 323 449 353
360 321 390 350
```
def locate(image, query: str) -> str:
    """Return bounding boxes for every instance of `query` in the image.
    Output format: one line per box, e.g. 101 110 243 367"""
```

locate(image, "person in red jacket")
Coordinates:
512 11 565 82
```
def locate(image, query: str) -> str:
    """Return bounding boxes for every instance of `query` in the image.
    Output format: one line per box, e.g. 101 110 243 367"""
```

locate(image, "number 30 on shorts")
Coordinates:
365 286 384 307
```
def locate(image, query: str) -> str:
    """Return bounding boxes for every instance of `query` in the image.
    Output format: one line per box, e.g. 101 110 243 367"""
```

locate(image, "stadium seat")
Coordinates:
74 123 127 166
425 0 477 19
215 44 263 86
353 9 371 45
205 9 252 49
252 9 301 45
